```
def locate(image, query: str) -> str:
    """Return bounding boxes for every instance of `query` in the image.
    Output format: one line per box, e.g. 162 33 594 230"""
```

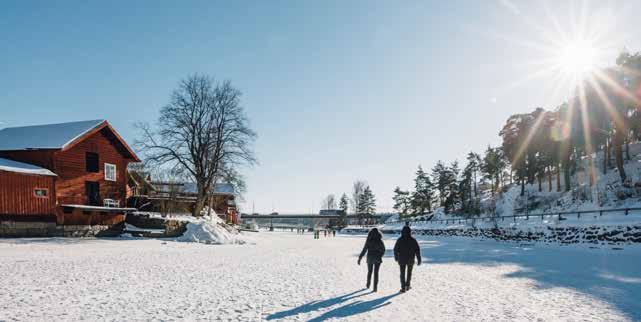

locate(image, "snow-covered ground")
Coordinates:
1 232 640 321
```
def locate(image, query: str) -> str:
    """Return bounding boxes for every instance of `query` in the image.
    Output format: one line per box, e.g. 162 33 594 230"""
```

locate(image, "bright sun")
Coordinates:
556 39 598 80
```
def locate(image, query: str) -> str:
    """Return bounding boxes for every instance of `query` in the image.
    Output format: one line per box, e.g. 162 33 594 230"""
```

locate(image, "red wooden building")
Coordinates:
0 120 140 236
127 176 239 224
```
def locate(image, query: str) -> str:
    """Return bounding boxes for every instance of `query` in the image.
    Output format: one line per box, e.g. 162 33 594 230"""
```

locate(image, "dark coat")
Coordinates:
394 226 421 265
359 233 386 264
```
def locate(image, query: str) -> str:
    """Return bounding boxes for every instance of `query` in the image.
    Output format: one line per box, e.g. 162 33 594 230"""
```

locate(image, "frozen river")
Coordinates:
1 231 640 321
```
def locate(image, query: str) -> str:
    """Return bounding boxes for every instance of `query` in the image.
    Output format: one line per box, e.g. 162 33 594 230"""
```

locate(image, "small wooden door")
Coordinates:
85 181 100 206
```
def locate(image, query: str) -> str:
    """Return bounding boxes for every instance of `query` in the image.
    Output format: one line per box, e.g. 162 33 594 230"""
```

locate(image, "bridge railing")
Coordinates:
386 207 641 226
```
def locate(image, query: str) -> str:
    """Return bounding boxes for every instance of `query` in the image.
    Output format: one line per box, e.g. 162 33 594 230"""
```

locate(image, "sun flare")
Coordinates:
556 39 598 80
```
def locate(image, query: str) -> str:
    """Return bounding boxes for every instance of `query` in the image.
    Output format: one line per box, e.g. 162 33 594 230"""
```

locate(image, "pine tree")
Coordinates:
361 186 376 215
481 146 506 196
458 165 474 214
339 194 349 213
431 161 449 206
338 193 349 226
443 161 460 213
392 186 411 218
465 152 481 197
357 186 376 225
410 165 434 216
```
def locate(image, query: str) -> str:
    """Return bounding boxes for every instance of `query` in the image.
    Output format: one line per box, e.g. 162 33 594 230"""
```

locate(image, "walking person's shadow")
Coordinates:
307 293 400 322
265 289 368 320
266 290 399 321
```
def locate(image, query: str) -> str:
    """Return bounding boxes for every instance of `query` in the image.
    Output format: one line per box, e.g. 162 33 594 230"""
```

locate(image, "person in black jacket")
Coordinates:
357 228 385 292
393 225 421 293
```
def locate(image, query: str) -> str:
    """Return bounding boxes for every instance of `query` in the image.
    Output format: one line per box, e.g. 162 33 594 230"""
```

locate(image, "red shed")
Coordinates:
0 120 140 236
0 158 57 222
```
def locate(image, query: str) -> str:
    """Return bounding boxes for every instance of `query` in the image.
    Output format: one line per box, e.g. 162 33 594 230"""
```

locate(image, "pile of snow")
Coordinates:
176 216 247 245
130 211 248 245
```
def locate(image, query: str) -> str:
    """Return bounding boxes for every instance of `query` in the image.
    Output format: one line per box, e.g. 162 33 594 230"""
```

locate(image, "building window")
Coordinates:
34 188 49 198
105 163 117 181
86 152 99 172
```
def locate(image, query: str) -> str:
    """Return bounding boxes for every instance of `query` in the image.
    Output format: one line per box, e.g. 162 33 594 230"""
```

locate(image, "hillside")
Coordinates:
383 143 641 240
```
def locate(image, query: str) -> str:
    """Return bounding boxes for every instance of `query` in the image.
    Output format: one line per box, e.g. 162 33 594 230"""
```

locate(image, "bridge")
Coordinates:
240 214 387 219
240 213 394 231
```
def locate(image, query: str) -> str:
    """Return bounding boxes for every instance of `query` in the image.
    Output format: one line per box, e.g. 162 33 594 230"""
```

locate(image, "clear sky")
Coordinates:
1 1 640 213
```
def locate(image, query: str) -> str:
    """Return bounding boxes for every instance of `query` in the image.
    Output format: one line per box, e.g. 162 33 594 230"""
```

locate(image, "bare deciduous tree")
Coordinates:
321 194 336 210
351 180 366 214
137 74 257 216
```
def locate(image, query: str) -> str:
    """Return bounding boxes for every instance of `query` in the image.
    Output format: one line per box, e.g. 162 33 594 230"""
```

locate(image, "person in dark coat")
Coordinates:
357 228 386 292
393 225 421 293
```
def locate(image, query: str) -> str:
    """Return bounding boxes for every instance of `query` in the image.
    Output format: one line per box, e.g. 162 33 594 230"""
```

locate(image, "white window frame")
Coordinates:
104 163 117 181
34 188 49 198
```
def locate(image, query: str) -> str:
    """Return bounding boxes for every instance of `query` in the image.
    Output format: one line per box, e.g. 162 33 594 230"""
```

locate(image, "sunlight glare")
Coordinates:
556 39 598 80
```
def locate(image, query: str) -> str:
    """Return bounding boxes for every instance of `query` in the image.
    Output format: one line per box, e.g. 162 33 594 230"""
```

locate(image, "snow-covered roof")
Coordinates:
213 183 235 195
182 183 236 195
0 119 105 151
0 158 57 176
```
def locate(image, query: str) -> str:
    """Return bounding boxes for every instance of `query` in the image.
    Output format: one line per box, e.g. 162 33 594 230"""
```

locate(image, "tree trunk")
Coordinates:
603 140 609 174
473 172 478 197
626 139 631 161
520 178 525 196
556 163 561 192
537 174 542 192
547 166 552 192
527 154 536 184
563 158 571 192
615 139 627 182
588 155 595 187
193 185 208 217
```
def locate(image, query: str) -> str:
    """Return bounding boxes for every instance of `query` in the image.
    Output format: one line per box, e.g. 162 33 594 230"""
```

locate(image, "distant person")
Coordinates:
357 228 386 292
332 230 336 237
393 225 421 293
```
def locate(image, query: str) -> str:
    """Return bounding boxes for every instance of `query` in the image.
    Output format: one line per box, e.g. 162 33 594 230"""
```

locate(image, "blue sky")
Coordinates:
1 1 640 213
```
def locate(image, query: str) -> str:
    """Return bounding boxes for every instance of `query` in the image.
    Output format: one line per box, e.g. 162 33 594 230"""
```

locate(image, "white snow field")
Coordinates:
1 232 640 321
